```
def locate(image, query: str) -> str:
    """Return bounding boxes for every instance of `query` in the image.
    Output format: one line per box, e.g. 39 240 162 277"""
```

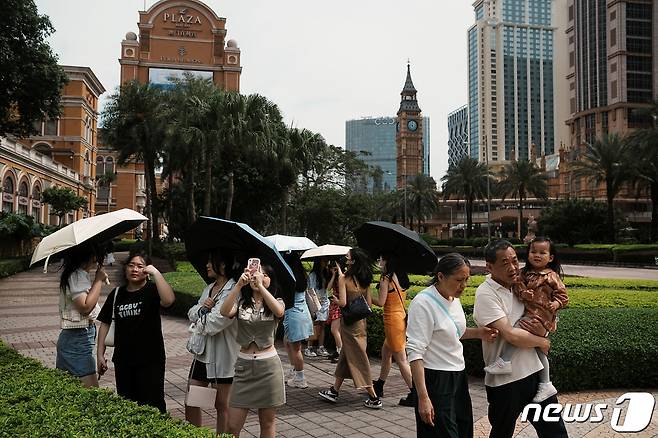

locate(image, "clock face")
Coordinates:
407 119 418 131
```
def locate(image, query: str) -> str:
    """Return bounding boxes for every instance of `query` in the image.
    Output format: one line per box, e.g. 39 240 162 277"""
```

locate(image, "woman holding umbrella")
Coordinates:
96 250 175 413
57 243 108 388
372 253 415 406
318 248 382 409
220 263 286 438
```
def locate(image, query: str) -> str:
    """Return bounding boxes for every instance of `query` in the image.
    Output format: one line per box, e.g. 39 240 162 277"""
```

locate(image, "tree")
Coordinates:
497 159 548 238
441 157 491 239
41 186 87 225
407 174 439 231
627 100 658 241
538 199 612 245
95 170 117 214
571 134 632 242
1 0 67 137
101 80 167 246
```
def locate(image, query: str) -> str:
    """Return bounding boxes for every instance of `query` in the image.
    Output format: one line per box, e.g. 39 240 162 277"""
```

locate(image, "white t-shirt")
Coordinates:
473 276 543 387
406 285 467 371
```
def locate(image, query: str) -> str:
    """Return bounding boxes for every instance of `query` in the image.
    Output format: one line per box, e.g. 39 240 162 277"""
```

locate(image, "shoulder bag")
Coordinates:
341 280 373 325
104 287 119 347
305 288 321 315
185 359 217 408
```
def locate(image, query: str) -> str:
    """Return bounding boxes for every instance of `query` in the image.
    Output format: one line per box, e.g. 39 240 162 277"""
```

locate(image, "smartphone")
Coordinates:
247 258 261 273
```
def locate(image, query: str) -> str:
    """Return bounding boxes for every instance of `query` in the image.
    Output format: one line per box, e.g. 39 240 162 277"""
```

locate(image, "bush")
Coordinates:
0 342 220 437
0 212 43 240
0 257 29 278
538 199 611 245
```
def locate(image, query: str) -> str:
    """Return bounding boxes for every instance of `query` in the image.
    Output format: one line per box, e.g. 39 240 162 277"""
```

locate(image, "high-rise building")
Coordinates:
468 0 558 164
566 0 657 148
447 105 469 168
345 116 430 192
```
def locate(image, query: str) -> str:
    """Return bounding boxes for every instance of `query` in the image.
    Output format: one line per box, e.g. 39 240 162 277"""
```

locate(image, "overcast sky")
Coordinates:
35 0 474 181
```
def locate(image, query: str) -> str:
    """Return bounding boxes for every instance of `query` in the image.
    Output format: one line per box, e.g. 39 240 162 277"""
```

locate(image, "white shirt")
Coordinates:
187 279 238 378
473 276 543 387
406 285 467 371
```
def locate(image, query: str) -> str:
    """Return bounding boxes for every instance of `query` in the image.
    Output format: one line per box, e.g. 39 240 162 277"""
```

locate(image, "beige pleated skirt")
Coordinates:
229 352 286 409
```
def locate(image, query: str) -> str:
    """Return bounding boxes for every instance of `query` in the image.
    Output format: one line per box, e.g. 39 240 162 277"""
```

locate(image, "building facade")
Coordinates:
447 105 469 168
99 0 242 220
468 0 562 164
396 63 425 189
345 115 430 192
1 66 105 224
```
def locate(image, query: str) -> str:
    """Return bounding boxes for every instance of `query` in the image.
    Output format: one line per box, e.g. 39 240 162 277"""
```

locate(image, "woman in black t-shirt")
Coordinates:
96 251 175 413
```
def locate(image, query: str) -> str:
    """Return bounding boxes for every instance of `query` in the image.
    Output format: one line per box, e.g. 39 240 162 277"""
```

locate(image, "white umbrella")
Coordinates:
31 208 147 271
265 234 317 252
300 244 351 260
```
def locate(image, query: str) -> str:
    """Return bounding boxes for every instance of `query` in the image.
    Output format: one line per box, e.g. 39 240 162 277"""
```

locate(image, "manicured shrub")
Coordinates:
0 257 29 278
0 342 221 437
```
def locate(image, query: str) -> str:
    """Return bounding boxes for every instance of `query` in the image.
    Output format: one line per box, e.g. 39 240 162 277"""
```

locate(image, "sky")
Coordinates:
34 0 474 181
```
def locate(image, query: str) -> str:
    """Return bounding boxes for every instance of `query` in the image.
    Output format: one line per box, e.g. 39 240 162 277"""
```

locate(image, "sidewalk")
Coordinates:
0 255 656 437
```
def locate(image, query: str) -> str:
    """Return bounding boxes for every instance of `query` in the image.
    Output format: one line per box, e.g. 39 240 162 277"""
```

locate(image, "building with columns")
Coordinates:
1 66 105 224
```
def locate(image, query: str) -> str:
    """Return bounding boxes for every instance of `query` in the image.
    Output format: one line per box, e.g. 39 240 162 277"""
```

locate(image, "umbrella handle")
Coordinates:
105 278 111 285
43 252 53 274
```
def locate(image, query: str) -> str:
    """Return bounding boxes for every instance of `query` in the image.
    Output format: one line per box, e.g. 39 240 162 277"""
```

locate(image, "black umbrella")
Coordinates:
185 217 296 306
354 221 437 274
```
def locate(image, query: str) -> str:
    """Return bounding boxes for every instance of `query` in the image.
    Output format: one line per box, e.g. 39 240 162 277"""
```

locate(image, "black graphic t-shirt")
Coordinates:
98 282 165 364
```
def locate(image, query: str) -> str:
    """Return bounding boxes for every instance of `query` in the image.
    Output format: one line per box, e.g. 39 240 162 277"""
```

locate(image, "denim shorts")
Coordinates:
56 325 96 377
283 293 313 343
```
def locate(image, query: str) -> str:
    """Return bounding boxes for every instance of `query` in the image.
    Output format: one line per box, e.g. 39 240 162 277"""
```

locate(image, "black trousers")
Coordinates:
485 371 568 438
114 359 166 413
415 369 473 438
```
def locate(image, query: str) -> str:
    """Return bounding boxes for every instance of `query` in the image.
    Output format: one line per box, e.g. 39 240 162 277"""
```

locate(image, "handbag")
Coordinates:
305 288 321 315
104 287 119 347
341 294 372 325
186 315 207 355
185 360 217 408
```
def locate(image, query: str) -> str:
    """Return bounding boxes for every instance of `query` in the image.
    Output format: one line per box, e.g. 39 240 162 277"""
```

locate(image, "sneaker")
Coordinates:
533 382 558 403
287 376 309 389
304 347 317 358
285 368 295 380
398 388 417 407
372 378 385 398
317 346 330 357
484 357 512 375
330 353 340 364
319 387 338 403
364 397 383 409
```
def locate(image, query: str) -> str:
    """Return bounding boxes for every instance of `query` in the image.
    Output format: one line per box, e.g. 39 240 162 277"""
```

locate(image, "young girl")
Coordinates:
484 236 569 403
220 263 286 438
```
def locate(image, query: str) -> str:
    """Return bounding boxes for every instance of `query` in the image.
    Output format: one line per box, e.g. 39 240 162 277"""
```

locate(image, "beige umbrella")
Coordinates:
31 208 147 271
300 244 351 260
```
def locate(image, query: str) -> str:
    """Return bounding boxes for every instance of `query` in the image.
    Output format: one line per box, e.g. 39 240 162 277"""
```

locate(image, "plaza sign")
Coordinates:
162 9 202 25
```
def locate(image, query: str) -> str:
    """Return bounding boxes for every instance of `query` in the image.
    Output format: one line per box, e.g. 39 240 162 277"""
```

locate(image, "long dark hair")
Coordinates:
310 258 329 290
282 252 307 293
59 243 104 292
345 248 373 289
430 253 470 285
209 248 239 282
240 264 280 317
122 250 153 285
380 253 410 290
522 236 563 278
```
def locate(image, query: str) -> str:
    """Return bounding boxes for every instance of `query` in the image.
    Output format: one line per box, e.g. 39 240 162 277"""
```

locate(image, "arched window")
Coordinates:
33 143 53 158
96 156 108 199
84 152 90 177
2 176 15 212
18 180 28 214
106 157 115 173
84 116 92 143
32 184 42 223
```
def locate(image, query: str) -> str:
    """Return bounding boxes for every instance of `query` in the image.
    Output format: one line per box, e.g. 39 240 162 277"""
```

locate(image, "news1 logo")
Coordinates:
521 392 656 432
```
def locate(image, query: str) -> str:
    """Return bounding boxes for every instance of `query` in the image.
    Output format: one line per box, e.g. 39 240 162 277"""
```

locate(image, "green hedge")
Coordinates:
0 257 29 279
0 342 221 437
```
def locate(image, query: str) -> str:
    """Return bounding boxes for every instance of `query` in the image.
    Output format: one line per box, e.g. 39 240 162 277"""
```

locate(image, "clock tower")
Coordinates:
396 62 423 189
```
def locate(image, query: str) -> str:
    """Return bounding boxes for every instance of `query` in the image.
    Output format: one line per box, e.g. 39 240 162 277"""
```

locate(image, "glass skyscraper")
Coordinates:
345 116 430 192
448 105 469 168
468 0 557 163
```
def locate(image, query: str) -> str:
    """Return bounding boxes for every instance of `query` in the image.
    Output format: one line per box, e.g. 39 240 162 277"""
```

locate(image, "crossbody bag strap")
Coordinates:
111 287 119 321
421 290 463 338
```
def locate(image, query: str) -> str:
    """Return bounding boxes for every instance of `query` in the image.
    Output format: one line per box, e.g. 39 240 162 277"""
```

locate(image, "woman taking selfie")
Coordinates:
220 261 286 438
96 250 175 413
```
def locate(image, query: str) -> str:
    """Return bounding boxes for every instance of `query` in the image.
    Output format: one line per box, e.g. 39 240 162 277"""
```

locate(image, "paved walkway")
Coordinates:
1 255 657 437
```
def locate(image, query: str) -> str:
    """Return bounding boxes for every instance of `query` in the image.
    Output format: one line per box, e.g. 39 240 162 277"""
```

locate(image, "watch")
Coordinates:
407 119 418 131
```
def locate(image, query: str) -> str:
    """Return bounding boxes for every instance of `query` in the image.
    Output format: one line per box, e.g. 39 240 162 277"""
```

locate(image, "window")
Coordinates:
33 143 52 158
32 185 41 222
18 181 28 214
2 176 14 212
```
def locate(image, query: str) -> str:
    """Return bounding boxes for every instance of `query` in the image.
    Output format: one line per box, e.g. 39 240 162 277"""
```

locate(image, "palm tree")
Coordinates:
441 157 491 239
627 100 658 241
95 170 117 214
407 174 439 231
571 133 632 242
498 160 549 239
101 80 167 246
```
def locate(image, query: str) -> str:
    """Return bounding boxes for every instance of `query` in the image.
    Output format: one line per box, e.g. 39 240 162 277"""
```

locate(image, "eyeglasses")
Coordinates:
127 263 145 269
